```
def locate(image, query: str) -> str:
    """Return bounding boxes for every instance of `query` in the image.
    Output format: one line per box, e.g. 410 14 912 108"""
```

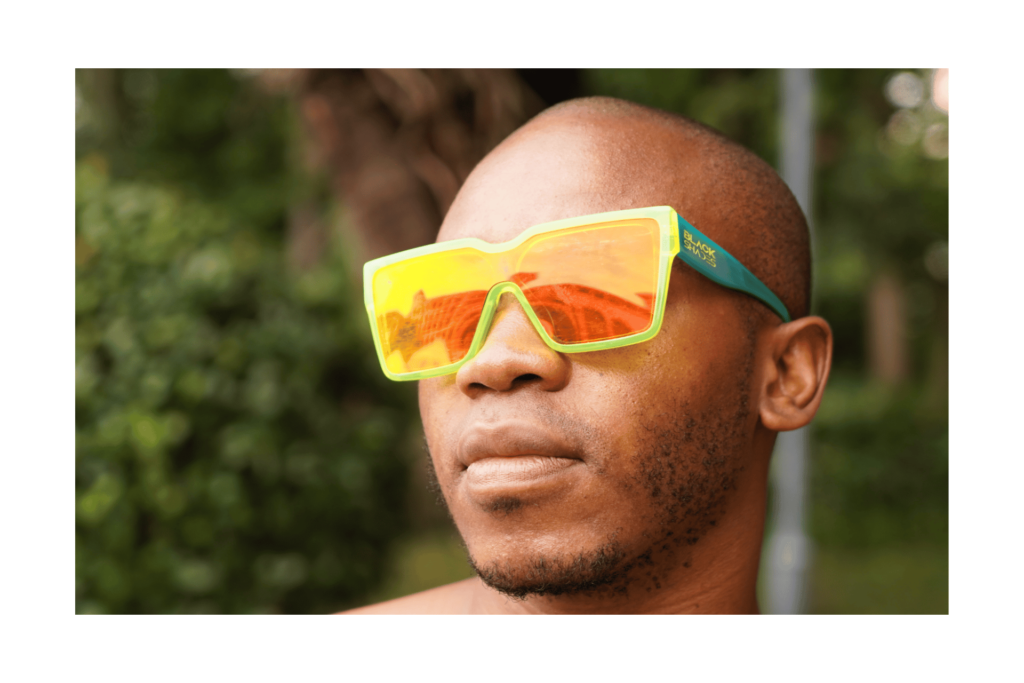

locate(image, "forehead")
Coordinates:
437 117 689 245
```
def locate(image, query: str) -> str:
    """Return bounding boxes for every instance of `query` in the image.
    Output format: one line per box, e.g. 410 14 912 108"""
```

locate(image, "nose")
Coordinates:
455 293 570 396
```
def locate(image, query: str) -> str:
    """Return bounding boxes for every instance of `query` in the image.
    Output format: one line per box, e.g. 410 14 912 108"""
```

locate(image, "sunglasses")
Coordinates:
363 206 790 381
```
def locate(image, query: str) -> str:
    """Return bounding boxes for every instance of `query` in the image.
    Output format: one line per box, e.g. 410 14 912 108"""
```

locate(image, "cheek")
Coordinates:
571 326 695 415
561 357 678 482
418 379 459 479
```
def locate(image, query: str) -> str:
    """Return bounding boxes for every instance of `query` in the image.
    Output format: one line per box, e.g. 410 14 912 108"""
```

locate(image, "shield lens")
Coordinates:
516 219 659 344
370 218 661 375
371 247 498 374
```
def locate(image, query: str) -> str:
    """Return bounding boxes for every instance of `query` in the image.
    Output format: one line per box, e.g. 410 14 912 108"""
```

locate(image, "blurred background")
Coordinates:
75 68 948 614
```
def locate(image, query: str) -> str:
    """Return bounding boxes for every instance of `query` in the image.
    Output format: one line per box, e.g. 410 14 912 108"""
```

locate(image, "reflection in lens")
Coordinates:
378 280 657 373
380 289 487 372
523 281 654 344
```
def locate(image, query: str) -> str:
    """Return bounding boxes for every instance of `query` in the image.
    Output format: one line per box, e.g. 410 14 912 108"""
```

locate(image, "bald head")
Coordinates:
441 96 811 320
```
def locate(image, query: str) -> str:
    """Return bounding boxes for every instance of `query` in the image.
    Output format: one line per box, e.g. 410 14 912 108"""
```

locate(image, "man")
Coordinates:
347 97 832 614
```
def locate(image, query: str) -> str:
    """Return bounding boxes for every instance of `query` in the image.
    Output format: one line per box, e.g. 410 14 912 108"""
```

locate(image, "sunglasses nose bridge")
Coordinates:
454 281 568 394
473 281 549 348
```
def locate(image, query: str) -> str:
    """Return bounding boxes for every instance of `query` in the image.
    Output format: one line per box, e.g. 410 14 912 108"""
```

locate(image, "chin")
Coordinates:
467 539 631 600
446 470 665 600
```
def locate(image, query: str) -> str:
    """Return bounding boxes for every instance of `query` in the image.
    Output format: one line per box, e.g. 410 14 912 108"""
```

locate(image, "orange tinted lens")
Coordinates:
380 289 485 367
370 217 661 374
517 219 659 344
372 247 496 374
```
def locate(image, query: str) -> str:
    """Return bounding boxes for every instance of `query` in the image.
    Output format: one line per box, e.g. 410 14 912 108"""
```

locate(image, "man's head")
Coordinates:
417 97 831 611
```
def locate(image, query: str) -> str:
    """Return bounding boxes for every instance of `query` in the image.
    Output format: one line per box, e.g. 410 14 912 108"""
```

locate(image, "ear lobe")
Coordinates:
758 316 833 432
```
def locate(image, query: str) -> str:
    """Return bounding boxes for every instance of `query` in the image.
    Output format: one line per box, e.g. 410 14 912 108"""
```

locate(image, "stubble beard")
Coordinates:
424 325 757 601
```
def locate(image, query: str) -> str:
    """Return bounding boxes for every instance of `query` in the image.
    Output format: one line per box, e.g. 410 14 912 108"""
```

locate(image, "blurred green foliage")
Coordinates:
812 69 949 380
75 70 415 613
808 544 948 614
811 379 947 548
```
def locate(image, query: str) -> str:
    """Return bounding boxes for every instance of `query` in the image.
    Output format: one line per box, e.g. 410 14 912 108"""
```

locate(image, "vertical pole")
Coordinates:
765 68 815 615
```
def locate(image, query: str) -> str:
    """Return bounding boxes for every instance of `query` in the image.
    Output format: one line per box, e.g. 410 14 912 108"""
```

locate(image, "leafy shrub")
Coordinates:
810 377 948 548
75 157 413 613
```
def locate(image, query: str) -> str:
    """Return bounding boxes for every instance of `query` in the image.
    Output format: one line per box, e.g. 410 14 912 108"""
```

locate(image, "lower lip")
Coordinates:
464 455 581 490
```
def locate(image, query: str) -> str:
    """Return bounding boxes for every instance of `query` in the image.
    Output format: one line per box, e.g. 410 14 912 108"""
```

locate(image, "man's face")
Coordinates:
418 117 763 598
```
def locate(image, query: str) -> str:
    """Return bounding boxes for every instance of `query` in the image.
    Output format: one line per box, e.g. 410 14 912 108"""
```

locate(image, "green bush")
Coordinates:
810 376 948 548
75 155 414 613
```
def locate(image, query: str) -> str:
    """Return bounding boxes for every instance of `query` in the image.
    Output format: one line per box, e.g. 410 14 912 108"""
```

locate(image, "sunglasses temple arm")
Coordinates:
674 216 792 323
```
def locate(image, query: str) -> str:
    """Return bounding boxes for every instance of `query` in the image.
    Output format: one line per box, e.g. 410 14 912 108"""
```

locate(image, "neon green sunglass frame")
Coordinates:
363 206 790 382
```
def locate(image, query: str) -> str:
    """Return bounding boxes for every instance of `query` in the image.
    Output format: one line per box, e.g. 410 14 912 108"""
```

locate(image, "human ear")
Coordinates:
758 316 833 432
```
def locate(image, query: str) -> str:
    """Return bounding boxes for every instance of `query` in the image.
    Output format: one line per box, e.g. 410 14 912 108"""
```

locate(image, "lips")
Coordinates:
457 420 583 495
458 420 578 466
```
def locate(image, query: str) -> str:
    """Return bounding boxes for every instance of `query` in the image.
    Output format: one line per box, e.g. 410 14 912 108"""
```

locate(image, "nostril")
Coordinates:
467 373 544 394
454 298 571 394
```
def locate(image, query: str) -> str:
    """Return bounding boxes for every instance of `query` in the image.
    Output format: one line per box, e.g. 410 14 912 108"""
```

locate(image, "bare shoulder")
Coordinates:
338 577 481 615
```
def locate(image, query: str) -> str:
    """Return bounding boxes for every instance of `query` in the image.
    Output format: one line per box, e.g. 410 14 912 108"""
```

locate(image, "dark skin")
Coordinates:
345 104 832 614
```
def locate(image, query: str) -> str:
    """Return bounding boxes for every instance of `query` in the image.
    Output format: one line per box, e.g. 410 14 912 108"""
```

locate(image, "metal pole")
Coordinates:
765 68 814 615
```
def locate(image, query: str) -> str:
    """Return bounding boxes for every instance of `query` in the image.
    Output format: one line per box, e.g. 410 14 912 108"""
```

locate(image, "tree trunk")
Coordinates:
262 69 544 261
867 269 908 384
